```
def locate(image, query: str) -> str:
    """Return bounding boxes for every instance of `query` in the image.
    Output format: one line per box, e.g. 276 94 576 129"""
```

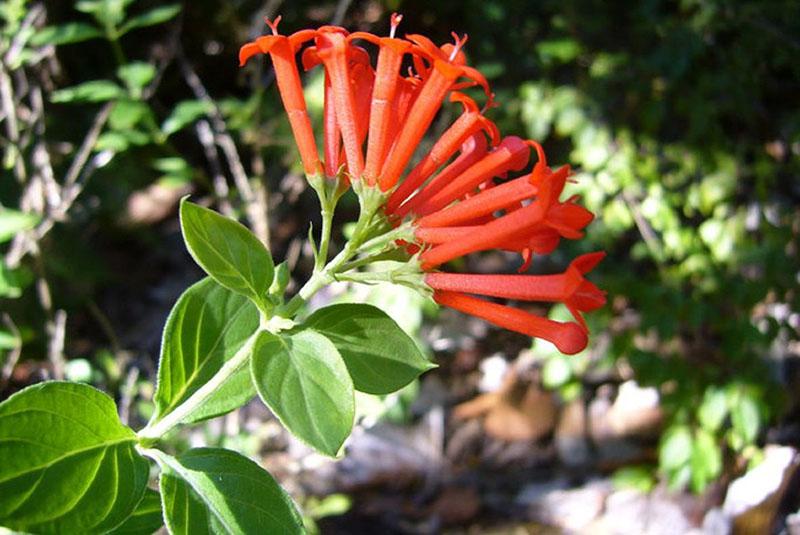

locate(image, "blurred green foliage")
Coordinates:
1 0 798 495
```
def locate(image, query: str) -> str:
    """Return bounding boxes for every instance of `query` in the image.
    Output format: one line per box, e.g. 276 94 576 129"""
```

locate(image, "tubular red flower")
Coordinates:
377 33 492 191
349 16 414 185
388 133 488 217
433 291 588 354
415 172 538 228
425 252 606 329
239 17 321 176
418 172 559 269
314 26 364 178
412 136 531 216
387 93 499 205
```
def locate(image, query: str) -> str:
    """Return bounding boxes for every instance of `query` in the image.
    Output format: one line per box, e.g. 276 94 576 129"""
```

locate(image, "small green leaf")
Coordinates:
659 424 692 470
612 466 656 493
0 328 19 350
52 80 125 103
250 330 354 456
690 428 722 493
109 99 149 130
0 262 31 298
108 488 163 535
31 22 102 46
0 208 39 243
0 382 149 533
151 277 259 425
180 199 273 310
161 100 213 136
117 62 156 95
303 303 435 395
730 394 760 447
120 4 181 35
153 448 303 534
698 387 728 432
96 131 130 151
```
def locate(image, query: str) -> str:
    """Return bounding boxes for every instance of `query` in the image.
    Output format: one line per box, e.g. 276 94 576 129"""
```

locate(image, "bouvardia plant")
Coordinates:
0 14 603 534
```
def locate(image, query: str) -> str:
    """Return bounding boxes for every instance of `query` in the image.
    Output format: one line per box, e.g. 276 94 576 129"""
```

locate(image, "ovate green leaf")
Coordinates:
0 382 148 533
303 303 435 394
120 5 181 35
117 62 156 96
154 448 303 534
180 199 273 310
151 277 259 425
108 488 163 535
52 80 125 103
659 424 692 471
31 22 102 46
250 330 354 456
161 100 213 136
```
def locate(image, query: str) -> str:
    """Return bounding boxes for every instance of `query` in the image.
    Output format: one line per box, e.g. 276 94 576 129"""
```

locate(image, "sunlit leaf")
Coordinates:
0 382 148 533
153 448 303 534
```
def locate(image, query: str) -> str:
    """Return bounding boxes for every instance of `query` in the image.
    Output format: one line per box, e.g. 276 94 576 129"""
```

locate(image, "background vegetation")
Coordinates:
1 0 798 530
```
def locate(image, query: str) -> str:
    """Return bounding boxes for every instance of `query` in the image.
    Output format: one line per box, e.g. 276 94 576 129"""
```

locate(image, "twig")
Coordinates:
6 103 113 267
46 309 66 381
177 51 270 246
118 366 140 426
195 120 234 217
61 102 113 194
621 190 664 264
331 0 353 26
0 314 22 390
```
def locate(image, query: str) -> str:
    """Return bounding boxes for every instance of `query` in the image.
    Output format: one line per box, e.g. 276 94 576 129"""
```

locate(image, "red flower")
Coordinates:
240 15 605 354
239 17 321 177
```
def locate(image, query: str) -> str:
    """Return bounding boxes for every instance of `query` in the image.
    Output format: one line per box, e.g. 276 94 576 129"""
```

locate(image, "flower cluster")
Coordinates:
240 15 605 354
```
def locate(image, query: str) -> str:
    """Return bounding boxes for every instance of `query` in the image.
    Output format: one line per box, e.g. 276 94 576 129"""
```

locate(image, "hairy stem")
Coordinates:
138 330 261 441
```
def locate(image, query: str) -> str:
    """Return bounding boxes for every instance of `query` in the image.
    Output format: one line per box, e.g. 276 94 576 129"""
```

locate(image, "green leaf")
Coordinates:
0 328 19 350
698 387 728 432
303 304 434 395
690 428 722 493
250 330 354 456
0 382 149 533
76 0 133 27
179 199 273 310
0 208 39 243
120 4 181 35
154 448 303 534
542 354 572 389
109 99 149 130
730 393 760 448
612 466 655 493
162 100 213 136
52 80 125 103
108 488 163 535
151 277 260 425
117 62 156 95
659 424 692 471
31 22 102 46
0 262 31 298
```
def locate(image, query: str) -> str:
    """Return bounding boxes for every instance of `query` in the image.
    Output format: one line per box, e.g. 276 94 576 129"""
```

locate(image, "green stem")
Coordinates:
315 207 334 272
137 330 261 441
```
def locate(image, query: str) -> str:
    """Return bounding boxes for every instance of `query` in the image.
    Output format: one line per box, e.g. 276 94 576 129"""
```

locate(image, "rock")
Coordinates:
723 445 800 534
786 509 800 535
428 485 482 526
595 489 695 535
555 398 590 467
516 478 610 532
606 380 662 438
453 372 557 442
702 508 732 535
